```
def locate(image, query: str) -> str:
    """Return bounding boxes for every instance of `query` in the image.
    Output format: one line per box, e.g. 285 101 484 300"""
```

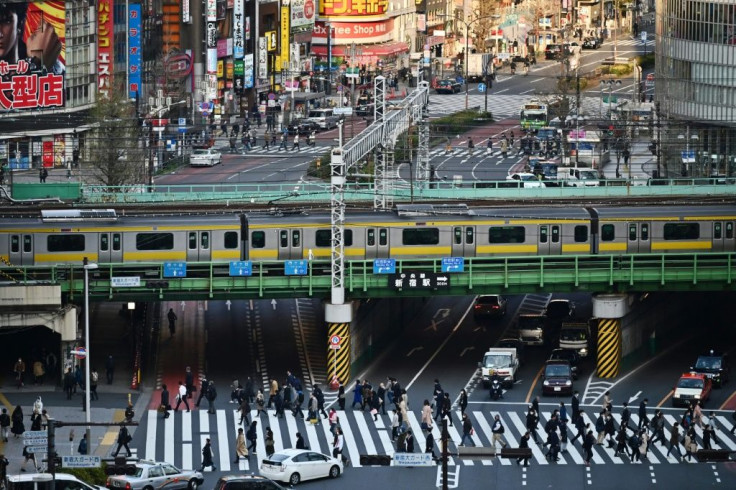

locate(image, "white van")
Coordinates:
306 108 339 130
557 167 600 187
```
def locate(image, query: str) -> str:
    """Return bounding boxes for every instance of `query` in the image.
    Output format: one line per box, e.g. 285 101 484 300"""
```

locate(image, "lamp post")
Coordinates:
83 257 98 454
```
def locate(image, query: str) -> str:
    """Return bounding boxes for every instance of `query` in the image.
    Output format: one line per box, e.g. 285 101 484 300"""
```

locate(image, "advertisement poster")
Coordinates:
98 0 113 97
0 1 66 110
233 0 244 59
243 54 254 89
128 3 141 99
54 133 65 167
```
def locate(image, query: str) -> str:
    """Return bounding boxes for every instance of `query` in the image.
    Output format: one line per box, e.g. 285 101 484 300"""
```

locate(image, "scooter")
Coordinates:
490 378 503 400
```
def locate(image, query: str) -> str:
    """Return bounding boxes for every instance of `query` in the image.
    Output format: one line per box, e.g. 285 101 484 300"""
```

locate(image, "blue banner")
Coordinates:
128 4 142 99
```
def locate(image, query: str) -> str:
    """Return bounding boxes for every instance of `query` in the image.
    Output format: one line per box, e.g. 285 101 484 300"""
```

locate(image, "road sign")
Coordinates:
23 431 46 439
390 271 450 290
229 260 253 277
71 347 86 360
23 438 48 446
178 118 186 126
392 452 433 466
681 150 696 163
329 335 342 349
441 257 465 273
62 456 102 468
163 262 187 278
333 107 353 115
645 73 655 87
477 83 486 93
285 260 308 276
111 276 141 287
373 259 396 274
641 31 648 42
24 446 47 454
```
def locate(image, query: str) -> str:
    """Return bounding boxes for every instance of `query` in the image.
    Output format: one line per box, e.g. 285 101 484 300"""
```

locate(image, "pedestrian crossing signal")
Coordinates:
104 456 138 476
146 281 170 289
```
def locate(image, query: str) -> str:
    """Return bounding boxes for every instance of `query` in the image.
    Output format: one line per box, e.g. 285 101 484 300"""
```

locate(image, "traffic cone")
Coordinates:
329 374 340 390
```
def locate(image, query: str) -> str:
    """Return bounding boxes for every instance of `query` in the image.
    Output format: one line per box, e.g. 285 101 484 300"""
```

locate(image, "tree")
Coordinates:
469 1 500 52
86 86 146 189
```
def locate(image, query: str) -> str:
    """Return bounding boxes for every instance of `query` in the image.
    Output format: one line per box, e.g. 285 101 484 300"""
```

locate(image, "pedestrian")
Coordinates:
517 431 531 466
313 383 328 418
167 308 177 336
684 428 697 461
267 378 278 408
21 445 37 472
667 421 681 459
376 383 387 415
0 408 10 442
614 427 630 458
708 412 720 444
263 130 271 150
500 138 508 158
113 426 132 457
526 406 539 443
329 408 339 436
399 391 409 429
583 430 595 466
486 137 493 155
238 398 250 426
333 427 347 465
173 381 190 412
703 424 714 450
425 430 438 461
445 136 452 155
255 390 265 417
351 379 362 409
433 379 443 421
124 402 134 423
160 384 170 419
459 389 468 416
392 380 403 411
234 428 248 463
604 413 616 448
621 402 633 432
32 360 45 385
361 380 372 411
39 168 48 183
491 414 508 449
509 130 515 147
185 367 194 399
196 376 209 407
602 391 612 412
0 453 8 482
308 392 318 422
441 392 452 425
246 421 258 453
559 402 568 423
206 381 217 414
12 358 25 388
292 385 304 419
274 387 285 418
595 410 606 445
90 369 99 400
571 411 587 444
337 383 346 410
106 355 114 384
78 434 88 455
571 391 580 424
405 430 415 453
467 137 474 156
200 438 216 471
391 409 400 441
421 399 433 432
559 418 569 452
11 406 24 438
638 429 649 461
265 427 275 457
295 432 307 450
459 413 474 447
279 132 287 151
693 400 704 428
63 368 74 400
546 429 560 462
638 399 649 429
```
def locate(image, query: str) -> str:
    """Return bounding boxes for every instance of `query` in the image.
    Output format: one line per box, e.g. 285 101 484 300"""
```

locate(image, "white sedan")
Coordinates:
506 172 546 188
260 449 343 485
189 148 221 166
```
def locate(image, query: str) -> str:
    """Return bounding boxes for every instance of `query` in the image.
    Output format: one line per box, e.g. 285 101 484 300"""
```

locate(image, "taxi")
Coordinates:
672 372 712 407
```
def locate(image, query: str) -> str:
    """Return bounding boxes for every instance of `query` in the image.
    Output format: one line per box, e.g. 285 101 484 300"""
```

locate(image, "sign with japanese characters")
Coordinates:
319 0 388 16
207 0 217 21
291 0 316 30
243 54 254 89
233 0 244 59
389 271 450 290
128 4 141 99
258 37 268 79
98 0 113 97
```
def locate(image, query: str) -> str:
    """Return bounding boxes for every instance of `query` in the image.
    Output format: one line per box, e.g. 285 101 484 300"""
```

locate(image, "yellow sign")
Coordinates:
281 6 290 67
217 60 224 78
266 31 277 51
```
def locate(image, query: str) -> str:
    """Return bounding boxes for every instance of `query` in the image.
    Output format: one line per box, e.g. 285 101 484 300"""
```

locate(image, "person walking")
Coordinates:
433 379 444 421
638 429 649 462
246 421 258 453
105 355 115 384
313 384 329 418
167 308 177 336
650 410 666 445
546 429 560 462
279 132 287 151
267 379 278 408
629 430 641 463
63 368 74 400
571 411 587 444
621 402 633 433
195 375 209 408
459 413 474 447
263 130 271 150
295 432 307 450
376 383 387 416
255 390 265 417
583 430 595 466
337 383 346 410
486 137 493 155
113 426 132 457
11 406 24 438
390 409 400 441
174 381 190 412
233 428 248 463
332 427 347 465
292 133 300 151
265 427 275 457
614 427 630 458
405 430 415 453
491 414 508 449
458 389 468 416
595 410 606 445
526 406 539 443
500 138 508 159
0 408 10 442
21 446 38 472
238 397 250 426
517 431 531 467
684 427 698 461
467 137 474 157
206 381 217 414
421 400 433 432
185 367 194 399
602 391 613 412
667 422 682 459
90 369 99 400
440 392 453 426
425 430 438 461
200 438 216 471
571 391 580 425
703 424 714 450
160 384 170 419
351 379 363 409
638 399 649 429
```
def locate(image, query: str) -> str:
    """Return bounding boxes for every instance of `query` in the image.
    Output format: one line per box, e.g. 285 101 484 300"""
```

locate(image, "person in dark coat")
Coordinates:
113 426 131 457
526 406 539 443
638 399 649 429
295 432 307 450
571 410 587 444
185 367 194 399
11 406 24 438
160 384 170 419
200 438 216 471
583 430 595 466
105 355 115 384
351 379 362 409
517 431 531 467
337 384 346 410
63 368 75 400
405 430 415 453
195 376 209 407
458 389 468 416
246 421 258 453
425 431 438 461
604 414 616 448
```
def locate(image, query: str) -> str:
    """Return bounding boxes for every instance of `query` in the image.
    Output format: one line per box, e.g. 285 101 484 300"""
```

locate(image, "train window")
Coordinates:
727 222 734 239
316 229 353 247
367 229 375 246
100 234 109 251
11 235 19 253
540 226 548 243
345 229 353 246
188 232 197 250
280 230 288 248
551 226 560 243
224 231 238 249
663 223 700 240
201 232 210 249
48 235 85 252
23 235 32 253
402 228 440 245
714 222 722 240
466 227 474 244
489 226 525 244
601 224 615 241
454 227 462 245
292 230 300 247
574 225 588 242
112 233 121 251
136 233 174 250
379 228 388 246
629 224 637 241
641 224 649 241
251 231 265 248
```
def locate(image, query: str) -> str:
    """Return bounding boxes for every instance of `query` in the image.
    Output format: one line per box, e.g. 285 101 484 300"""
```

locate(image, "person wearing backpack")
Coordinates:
491 414 508 449
628 432 641 462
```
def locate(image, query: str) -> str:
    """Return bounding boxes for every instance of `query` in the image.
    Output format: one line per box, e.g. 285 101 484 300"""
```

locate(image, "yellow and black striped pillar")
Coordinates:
596 318 621 378
327 322 350 388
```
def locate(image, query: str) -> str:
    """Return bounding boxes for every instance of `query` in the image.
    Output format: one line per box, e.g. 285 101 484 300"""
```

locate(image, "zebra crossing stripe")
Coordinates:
406 411 426 453
303 415 322 452
352 412 378 456
216 410 231 472
182 443 193 471
182 411 192 442
285 411 301 450
268 410 285 453
164 412 175 465
337 411 363 467
507 412 548 465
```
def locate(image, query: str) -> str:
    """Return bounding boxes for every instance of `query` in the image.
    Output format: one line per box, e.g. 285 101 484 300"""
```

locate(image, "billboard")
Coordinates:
233 0 244 59
291 0 316 30
128 4 141 99
0 1 66 111
319 0 387 16
98 0 113 97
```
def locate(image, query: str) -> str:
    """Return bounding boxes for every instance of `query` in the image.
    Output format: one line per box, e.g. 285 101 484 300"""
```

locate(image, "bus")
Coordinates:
520 99 549 130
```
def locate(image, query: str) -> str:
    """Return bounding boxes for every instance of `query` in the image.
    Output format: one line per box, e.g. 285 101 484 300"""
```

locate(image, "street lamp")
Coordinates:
83 257 98 454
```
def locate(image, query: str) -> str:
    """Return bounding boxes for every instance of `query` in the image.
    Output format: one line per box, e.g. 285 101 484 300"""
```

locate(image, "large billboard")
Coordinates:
128 3 141 99
291 0 316 30
98 0 113 97
319 0 388 16
0 1 66 111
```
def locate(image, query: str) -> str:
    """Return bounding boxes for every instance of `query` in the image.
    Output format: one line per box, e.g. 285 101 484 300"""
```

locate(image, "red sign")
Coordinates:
313 19 394 42
165 54 193 80
319 0 388 16
646 73 654 81
305 0 315 19
98 0 114 97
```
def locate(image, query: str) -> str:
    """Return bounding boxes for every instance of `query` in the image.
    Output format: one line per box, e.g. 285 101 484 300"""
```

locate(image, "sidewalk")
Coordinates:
599 140 659 180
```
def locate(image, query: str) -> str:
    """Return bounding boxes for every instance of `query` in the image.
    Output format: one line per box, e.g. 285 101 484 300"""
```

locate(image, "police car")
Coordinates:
672 372 712 407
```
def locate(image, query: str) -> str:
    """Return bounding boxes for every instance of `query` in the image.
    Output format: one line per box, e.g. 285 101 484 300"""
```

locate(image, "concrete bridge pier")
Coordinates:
325 302 353 390
592 294 630 379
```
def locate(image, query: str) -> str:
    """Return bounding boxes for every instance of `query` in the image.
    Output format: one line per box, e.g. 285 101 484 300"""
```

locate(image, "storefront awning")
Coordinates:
312 42 409 58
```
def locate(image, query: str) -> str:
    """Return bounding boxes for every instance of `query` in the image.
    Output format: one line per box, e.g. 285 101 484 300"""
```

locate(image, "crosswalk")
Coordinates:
133 405 736 470
222 145 328 156
428 94 614 118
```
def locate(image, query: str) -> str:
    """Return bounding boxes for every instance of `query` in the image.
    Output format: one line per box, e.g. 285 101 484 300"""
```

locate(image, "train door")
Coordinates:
538 225 550 255
547 225 562 254
8 234 33 265
186 231 211 262
99 233 123 263
626 222 650 253
277 229 303 259
365 227 389 259
451 226 475 257
711 222 732 252
725 222 735 251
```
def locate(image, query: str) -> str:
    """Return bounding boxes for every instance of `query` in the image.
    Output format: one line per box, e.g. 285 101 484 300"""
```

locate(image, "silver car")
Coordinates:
189 148 221 167
106 461 204 490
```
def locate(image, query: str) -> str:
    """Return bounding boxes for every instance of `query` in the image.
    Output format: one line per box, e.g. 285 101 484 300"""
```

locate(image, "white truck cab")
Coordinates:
558 167 600 187
559 321 591 357
479 348 519 388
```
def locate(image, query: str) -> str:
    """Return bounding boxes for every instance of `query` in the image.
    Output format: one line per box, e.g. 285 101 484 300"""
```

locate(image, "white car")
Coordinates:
260 448 343 485
506 172 546 188
7 473 107 490
189 148 221 167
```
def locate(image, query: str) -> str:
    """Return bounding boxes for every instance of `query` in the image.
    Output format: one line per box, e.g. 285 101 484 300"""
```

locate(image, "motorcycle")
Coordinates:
490 378 503 400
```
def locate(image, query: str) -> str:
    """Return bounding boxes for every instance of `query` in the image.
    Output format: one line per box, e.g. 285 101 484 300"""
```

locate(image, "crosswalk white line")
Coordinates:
714 417 736 450
199 410 210 432
145 410 157 461
284 411 301 450
337 411 363 467
304 415 322 453
182 411 192 442
268 411 285 453
354 411 380 456
182 443 193 471
406 411 426 453
164 411 175 465
216 410 231 472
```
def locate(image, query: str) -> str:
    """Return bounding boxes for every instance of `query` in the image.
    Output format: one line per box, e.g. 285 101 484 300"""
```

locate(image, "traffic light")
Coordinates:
47 419 58 474
105 456 138 476
145 280 169 289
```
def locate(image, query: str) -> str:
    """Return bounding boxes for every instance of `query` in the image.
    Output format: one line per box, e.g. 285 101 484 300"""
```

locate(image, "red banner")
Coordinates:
98 0 113 97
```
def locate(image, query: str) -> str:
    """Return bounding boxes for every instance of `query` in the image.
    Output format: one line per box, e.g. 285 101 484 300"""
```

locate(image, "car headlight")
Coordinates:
543 380 549 386
565 380 572 386
694 394 701 399
579 348 588 356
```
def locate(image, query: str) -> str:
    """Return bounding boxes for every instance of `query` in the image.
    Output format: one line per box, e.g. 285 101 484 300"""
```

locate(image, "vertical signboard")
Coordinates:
128 3 141 99
98 0 113 97
182 0 190 22
258 37 268 79
243 54 254 89
207 19 218 75
233 0 244 59
207 0 217 21
0 2 66 111
280 6 290 69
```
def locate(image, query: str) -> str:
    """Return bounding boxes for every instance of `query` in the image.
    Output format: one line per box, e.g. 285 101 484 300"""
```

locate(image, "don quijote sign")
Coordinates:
314 19 393 42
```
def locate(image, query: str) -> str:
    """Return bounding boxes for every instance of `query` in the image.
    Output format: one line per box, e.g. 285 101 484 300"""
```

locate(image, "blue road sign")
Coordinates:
163 262 187 278
285 260 309 276
373 258 396 274
681 150 695 163
478 83 486 93
441 257 465 273
229 261 253 277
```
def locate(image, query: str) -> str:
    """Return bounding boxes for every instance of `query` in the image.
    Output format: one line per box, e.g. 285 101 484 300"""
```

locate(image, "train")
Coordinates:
1 204 735 266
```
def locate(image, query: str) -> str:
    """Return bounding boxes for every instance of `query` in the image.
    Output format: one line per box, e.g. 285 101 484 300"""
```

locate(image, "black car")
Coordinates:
582 37 600 49
435 79 462 94
287 119 320 135
549 348 581 374
473 294 507 320
544 44 562 60
544 299 576 323
542 360 575 396
356 96 375 117
691 350 730 387
214 475 285 490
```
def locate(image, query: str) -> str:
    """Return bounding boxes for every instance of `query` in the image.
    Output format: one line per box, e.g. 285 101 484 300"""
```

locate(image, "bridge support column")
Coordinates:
325 302 353 390
592 294 630 379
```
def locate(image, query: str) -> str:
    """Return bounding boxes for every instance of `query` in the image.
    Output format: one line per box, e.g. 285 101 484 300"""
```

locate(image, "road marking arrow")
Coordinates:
271 299 277 310
407 346 424 357
628 390 643 404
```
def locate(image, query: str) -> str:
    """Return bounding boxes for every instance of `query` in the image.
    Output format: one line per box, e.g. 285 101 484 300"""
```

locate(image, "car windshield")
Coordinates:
547 302 570 316
192 150 208 155
477 296 500 305
695 356 722 370
264 453 291 463
545 364 571 377
678 377 704 389
519 316 544 329
560 329 587 341
579 171 598 180
483 354 511 368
